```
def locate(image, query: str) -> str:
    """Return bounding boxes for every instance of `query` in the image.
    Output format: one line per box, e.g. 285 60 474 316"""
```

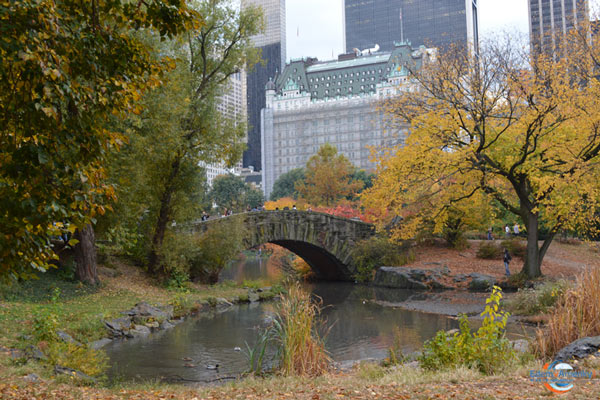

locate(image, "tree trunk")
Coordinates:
148 157 181 273
74 224 99 285
521 212 542 278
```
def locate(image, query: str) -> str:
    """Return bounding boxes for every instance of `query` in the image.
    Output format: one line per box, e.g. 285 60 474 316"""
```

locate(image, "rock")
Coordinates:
98 266 120 278
468 273 496 292
129 324 151 338
24 345 47 361
216 298 233 306
145 321 160 329
159 321 175 330
124 302 171 322
453 273 468 283
23 373 40 383
57 330 82 346
248 291 260 302
373 267 451 290
554 336 600 361
104 316 132 337
257 286 272 293
90 338 112 350
54 365 96 382
511 339 530 353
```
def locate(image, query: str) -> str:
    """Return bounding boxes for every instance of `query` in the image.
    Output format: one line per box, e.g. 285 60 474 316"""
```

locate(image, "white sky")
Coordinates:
285 0 600 62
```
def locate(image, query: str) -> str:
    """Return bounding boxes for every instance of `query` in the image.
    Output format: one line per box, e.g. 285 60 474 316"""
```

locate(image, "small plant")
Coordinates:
382 326 406 367
46 342 108 378
169 293 192 318
419 286 514 374
31 309 59 342
244 329 271 375
476 242 502 259
507 280 570 316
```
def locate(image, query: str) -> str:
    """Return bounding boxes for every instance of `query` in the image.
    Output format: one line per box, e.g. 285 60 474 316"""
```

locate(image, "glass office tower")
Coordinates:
528 0 588 55
241 0 286 172
343 0 478 53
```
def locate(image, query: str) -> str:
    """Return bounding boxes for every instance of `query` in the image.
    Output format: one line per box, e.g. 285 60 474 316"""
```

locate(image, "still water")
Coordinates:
104 256 518 384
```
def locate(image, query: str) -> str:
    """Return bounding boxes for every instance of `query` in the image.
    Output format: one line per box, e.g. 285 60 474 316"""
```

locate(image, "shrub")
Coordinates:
506 280 570 316
381 326 406 367
46 342 108 378
535 266 600 358
351 236 415 283
500 238 527 258
419 286 515 374
476 242 502 259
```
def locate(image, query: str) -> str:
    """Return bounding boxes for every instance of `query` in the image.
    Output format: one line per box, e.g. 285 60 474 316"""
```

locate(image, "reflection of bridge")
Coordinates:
191 211 375 280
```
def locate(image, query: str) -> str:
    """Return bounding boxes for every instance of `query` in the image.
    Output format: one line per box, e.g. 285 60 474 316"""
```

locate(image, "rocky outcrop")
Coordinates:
373 267 452 290
467 273 496 292
554 336 600 361
104 302 176 338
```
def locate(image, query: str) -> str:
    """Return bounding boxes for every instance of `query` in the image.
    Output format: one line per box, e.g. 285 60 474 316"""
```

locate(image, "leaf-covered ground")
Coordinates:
1 365 599 399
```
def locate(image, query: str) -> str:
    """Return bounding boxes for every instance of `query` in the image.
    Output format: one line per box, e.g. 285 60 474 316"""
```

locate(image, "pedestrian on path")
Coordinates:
503 248 512 276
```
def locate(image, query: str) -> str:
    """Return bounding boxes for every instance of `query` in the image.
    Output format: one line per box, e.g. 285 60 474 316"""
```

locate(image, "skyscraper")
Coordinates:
343 0 479 53
242 0 286 172
528 0 589 55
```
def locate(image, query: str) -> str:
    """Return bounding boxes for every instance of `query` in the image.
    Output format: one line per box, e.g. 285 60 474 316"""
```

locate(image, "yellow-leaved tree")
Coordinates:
363 32 600 278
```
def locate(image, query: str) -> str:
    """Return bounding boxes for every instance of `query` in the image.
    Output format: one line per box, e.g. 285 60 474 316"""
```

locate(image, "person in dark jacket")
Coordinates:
503 248 512 276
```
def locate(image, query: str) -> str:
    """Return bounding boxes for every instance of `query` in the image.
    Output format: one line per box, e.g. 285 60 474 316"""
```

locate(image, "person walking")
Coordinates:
487 227 493 240
513 223 519 237
504 224 510 238
503 248 512 276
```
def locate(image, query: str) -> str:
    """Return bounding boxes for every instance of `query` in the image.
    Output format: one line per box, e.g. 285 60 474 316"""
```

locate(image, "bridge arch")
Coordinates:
192 210 375 280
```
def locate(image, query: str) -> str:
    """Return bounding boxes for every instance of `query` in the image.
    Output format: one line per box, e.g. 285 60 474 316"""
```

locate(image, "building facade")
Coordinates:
261 43 434 199
528 0 589 55
242 0 286 172
203 71 247 187
343 0 479 54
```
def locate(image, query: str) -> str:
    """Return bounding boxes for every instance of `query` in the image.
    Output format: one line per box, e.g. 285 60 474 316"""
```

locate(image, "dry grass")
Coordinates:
535 266 600 358
272 283 331 377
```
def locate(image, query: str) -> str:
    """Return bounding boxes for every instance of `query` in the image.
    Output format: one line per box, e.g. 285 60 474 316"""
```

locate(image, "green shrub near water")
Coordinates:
506 280 570 316
351 236 415 283
419 286 515 375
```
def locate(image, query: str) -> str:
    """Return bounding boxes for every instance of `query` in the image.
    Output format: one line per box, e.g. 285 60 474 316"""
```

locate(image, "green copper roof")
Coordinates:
274 43 427 101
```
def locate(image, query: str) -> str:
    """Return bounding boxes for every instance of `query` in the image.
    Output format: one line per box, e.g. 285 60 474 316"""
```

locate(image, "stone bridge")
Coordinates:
191 210 375 280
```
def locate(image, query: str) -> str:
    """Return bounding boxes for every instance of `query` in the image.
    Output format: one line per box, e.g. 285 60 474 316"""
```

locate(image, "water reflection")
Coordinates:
105 283 459 384
219 254 283 284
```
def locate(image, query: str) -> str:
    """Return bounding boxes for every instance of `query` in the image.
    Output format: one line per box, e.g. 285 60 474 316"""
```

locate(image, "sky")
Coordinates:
285 0 599 62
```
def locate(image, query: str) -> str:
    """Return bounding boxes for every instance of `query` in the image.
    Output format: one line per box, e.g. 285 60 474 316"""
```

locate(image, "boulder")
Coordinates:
54 365 96 383
145 321 160 329
124 302 171 322
511 339 530 353
248 291 260 302
159 321 175 330
24 373 40 383
57 330 82 346
373 267 451 290
129 324 151 338
554 336 600 361
89 338 113 350
104 316 133 337
453 273 468 283
468 273 496 292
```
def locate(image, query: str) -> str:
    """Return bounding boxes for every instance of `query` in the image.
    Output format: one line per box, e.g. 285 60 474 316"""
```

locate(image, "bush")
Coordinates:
506 280 570 316
351 236 415 283
535 266 600 358
500 238 527 258
476 242 502 259
419 286 515 374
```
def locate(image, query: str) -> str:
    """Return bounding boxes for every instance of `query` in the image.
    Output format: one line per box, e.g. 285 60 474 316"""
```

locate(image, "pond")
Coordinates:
104 254 530 384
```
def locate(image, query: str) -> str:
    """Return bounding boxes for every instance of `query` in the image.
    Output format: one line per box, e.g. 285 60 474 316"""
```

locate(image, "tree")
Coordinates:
363 35 600 278
245 185 265 209
296 144 363 206
146 0 262 273
270 168 305 200
210 174 248 212
0 0 195 282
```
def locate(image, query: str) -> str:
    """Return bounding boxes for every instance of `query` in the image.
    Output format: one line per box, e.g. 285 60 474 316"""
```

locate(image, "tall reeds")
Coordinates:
271 283 331 376
535 266 600 358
